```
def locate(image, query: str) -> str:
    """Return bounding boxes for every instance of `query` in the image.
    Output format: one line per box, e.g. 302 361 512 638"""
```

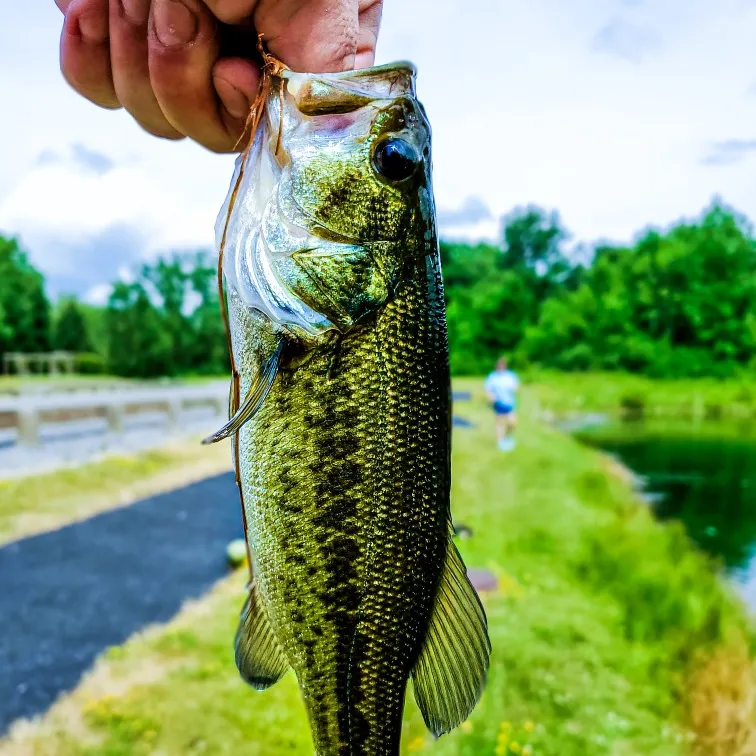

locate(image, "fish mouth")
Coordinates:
282 61 417 116
283 61 417 87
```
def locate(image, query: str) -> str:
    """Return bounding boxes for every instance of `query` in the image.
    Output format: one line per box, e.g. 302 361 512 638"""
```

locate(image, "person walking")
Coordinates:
484 357 519 452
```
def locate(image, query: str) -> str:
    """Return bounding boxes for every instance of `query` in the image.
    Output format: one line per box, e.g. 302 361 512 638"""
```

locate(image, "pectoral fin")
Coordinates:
411 537 491 736
202 338 285 445
235 582 290 690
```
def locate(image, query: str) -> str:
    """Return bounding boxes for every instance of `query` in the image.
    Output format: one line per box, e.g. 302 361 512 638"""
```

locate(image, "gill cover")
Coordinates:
216 60 435 339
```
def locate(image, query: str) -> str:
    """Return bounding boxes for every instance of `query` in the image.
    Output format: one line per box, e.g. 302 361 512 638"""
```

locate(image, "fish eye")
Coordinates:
373 137 421 183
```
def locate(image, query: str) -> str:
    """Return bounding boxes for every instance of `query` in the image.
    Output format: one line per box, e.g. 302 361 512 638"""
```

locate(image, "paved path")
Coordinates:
0 472 241 734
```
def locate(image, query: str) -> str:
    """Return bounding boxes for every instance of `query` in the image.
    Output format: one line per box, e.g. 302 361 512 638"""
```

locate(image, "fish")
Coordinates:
205 57 491 755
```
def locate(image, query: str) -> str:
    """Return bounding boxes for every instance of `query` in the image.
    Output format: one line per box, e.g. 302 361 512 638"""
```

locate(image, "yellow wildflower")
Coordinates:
461 720 473 733
407 736 425 753
524 721 535 733
510 741 522 754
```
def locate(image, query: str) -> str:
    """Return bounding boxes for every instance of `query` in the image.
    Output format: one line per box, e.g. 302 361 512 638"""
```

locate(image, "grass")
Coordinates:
0 437 231 545
522 370 756 419
1 379 754 755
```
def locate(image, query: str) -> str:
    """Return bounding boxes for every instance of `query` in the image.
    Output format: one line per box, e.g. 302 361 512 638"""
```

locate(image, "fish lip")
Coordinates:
281 61 418 113
282 60 417 82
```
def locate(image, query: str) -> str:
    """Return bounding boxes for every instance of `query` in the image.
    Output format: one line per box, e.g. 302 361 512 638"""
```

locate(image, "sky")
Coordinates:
1 0 756 301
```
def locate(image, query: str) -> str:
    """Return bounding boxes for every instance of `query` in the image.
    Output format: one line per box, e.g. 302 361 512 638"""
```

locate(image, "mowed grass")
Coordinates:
523 370 756 419
1 379 754 755
0 437 232 545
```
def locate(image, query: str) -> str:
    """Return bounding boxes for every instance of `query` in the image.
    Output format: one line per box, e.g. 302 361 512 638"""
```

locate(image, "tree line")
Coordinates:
443 201 756 377
0 241 228 377
1 200 755 379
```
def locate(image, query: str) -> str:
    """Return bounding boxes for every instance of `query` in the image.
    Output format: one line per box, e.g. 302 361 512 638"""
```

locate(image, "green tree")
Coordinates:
54 298 93 353
103 251 229 378
519 202 756 377
500 205 571 305
0 236 52 362
106 281 173 378
185 251 229 374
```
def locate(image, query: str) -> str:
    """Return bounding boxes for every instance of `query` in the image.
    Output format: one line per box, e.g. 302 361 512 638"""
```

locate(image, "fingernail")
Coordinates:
77 8 109 44
215 77 250 120
153 0 197 48
120 0 149 26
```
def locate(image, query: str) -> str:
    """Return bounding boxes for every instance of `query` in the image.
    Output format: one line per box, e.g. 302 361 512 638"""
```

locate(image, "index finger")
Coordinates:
147 0 257 152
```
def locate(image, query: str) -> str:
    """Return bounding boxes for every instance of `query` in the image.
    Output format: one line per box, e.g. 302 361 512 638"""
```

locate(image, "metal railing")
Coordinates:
0 384 228 448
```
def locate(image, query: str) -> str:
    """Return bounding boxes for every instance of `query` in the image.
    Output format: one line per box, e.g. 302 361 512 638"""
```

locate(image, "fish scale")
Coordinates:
210 60 490 756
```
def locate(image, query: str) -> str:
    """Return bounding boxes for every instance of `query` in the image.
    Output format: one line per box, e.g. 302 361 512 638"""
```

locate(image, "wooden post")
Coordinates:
166 400 183 431
105 403 124 434
16 410 41 447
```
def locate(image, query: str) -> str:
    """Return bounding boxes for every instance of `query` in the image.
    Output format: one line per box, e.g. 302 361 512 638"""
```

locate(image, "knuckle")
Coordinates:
207 0 253 24
143 125 186 141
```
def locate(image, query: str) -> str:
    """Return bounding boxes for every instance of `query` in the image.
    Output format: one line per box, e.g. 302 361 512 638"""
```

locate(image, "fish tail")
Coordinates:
302 655 405 755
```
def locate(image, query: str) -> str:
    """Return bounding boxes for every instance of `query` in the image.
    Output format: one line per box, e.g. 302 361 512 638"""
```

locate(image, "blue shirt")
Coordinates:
485 370 519 408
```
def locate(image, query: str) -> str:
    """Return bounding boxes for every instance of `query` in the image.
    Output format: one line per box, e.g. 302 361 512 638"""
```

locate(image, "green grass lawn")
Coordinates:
0 438 231 545
1 379 753 755
523 371 756 419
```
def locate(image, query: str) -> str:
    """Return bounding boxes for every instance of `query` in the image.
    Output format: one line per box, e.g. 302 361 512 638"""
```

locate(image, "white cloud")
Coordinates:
83 283 113 306
375 0 756 242
591 19 661 63
0 142 234 294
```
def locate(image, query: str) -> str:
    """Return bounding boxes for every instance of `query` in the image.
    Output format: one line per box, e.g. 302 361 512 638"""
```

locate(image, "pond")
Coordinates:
573 418 756 608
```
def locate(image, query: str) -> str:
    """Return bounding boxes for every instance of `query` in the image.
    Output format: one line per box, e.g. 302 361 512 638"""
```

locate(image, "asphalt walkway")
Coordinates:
0 472 241 733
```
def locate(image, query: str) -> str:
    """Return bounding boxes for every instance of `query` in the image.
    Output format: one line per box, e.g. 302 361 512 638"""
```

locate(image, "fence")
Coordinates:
0 384 228 448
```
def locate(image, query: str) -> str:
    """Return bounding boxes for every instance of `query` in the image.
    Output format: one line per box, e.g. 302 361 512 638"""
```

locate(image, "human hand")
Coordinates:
54 0 383 153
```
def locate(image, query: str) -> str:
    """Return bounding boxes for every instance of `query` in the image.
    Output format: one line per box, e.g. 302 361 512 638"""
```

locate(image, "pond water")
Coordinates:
573 418 756 608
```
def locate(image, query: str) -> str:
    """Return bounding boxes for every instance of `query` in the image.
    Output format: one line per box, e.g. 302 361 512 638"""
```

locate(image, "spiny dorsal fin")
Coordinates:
234 582 290 690
203 338 285 445
411 538 491 736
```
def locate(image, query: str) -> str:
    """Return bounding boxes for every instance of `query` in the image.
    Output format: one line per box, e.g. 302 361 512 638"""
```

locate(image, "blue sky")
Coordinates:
1 0 756 300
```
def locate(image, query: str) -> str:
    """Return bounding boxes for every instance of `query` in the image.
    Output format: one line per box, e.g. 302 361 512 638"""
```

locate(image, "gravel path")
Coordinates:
0 472 241 734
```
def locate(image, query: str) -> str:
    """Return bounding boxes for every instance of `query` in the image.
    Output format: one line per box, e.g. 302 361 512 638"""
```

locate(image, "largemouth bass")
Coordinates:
206 59 490 755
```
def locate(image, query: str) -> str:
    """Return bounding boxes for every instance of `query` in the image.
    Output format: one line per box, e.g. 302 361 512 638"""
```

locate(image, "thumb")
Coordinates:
255 0 360 73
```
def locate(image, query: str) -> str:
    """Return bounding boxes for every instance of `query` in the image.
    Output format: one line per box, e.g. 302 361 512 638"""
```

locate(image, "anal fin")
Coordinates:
234 582 290 690
411 536 492 736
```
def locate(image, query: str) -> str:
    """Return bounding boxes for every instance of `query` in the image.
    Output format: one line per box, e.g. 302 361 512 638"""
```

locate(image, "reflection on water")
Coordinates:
574 419 756 608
